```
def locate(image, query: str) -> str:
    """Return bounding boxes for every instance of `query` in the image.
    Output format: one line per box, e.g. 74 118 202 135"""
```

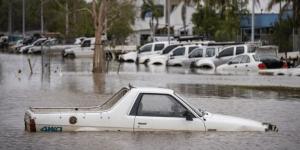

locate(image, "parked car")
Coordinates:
119 41 172 63
9 39 23 53
24 86 278 132
28 38 78 54
216 53 287 74
167 45 200 66
193 44 263 69
137 41 173 64
0 35 9 49
147 44 183 65
19 38 48 53
182 45 223 67
63 38 95 58
259 65 300 76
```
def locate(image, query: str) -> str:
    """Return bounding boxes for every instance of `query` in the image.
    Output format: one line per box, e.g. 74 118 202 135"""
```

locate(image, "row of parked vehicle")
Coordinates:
118 40 293 75
8 36 87 54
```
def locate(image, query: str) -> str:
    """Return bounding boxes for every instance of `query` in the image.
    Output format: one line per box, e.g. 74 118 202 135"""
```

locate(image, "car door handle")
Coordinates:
234 66 237 68
138 122 147 125
245 65 248 67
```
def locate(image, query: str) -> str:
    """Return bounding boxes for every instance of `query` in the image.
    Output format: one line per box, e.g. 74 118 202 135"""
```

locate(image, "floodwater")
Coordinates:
0 53 300 150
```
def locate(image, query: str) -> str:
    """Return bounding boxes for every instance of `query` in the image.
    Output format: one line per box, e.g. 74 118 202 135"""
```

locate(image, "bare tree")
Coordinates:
92 0 107 73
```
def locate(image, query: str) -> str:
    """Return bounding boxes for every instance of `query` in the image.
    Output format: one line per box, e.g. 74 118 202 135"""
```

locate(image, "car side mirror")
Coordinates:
216 55 220 58
228 61 233 65
183 111 193 121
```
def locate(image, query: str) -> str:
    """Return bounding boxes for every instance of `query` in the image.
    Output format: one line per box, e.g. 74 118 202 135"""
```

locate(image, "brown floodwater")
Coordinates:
0 53 300 150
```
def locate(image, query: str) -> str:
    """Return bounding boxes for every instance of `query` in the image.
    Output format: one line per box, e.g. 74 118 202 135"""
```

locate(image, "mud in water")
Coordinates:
0 53 300 150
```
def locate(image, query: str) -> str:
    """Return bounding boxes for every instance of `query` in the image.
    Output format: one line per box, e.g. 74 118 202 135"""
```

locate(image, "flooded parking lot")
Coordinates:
0 53 300 150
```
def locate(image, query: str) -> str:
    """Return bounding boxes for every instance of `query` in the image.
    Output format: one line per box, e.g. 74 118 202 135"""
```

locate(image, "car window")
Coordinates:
240 55 250 63
206 48 215 57
218 47 234 58
172 47 185 56
154 44 165 51
81 40 91 47
236 46 245 55
162 45 180 54
229 55 244 64
139 44 152 53
189 48 203 58
248 45 257 53
188 46 198 53
137 94 188 117
35 40 45 46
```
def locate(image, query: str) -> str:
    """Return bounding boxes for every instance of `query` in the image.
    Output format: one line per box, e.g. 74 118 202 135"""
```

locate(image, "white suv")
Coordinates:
167 45 200 66
194 44 258 69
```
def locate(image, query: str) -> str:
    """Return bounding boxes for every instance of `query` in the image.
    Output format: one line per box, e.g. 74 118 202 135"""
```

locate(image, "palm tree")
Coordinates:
141 0 163 41
266 0 299 28
181 0 201 35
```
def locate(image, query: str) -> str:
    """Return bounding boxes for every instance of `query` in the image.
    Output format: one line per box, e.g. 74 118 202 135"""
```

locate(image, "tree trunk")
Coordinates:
92 0 107 73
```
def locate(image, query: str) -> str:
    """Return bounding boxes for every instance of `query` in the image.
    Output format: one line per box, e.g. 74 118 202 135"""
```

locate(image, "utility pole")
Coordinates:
41 0 44 34
65 1 69 40
22 0 26 37
166 0 170 45
251 0 255 42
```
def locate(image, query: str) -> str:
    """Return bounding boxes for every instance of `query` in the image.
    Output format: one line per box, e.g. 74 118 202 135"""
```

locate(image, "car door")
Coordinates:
188 48 204 64
226 55 244 72
239 55 258 72
138 43 153 56
131 93 205 131
215 47 234 67
153 43 166 54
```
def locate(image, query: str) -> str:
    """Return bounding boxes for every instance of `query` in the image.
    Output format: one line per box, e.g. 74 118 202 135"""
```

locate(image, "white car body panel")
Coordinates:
259 68 300 76
148 55 169 65
63 38 95 58
216 54 260 74
119 51 138 62
137 41 175 64
24 87 277 132
167 45 200 66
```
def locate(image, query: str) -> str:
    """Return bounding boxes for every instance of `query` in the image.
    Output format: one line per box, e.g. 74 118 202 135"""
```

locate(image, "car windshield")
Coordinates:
162 45 179 54
139 44 152 53
174 93 204 117
253 55 280 62
100 88 129 110
248 45 258 53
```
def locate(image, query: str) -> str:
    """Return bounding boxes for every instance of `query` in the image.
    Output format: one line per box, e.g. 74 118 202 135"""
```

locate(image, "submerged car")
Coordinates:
216 53 287 74
24 87 278 132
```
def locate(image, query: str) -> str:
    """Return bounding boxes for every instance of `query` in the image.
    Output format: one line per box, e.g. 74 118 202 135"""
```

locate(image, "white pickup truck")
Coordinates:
24 87 278 132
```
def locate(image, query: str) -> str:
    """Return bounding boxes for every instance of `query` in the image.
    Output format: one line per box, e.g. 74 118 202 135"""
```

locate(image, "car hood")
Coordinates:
204 113 277 132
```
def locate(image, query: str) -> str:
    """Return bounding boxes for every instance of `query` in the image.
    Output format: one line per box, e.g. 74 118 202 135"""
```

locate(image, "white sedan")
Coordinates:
24 86 277 132
216 53 287 74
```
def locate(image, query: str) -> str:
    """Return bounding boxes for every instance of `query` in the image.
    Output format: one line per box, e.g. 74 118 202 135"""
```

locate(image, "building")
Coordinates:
127 0 196 45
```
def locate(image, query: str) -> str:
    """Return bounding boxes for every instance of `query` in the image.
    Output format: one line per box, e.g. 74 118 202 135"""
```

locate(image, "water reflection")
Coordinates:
168 83 300 100
0 54 300 150
93 73 105 94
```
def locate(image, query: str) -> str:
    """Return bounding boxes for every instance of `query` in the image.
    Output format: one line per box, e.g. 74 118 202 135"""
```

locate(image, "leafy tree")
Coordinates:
141 0 163 40
192 0 249 41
